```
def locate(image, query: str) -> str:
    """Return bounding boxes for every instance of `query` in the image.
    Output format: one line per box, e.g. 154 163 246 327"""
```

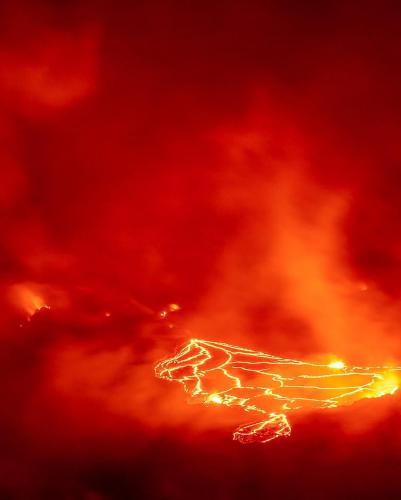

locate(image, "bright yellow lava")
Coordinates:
328 360 346 369
155 339 401 444
207 394 223 404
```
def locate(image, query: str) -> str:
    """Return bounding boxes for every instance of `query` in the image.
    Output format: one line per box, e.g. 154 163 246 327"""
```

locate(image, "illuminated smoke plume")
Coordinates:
2 1 401 499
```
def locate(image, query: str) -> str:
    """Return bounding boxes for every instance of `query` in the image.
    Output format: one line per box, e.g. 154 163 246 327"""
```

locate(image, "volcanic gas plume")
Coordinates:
2 1 401 499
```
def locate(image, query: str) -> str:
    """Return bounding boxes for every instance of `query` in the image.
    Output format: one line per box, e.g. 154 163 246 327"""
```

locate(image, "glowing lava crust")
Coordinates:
155 339 400 443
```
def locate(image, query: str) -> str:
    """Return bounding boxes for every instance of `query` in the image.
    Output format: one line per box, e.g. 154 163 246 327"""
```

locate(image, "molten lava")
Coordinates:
155 339 401 444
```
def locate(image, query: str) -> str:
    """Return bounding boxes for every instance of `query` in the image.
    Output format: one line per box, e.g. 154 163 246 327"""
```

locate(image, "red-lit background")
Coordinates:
2 1 401 498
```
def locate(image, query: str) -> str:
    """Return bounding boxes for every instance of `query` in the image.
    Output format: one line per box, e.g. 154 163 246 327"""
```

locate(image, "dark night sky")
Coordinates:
2 1 401 498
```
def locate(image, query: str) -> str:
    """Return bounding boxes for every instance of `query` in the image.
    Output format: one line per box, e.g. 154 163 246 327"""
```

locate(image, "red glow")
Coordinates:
2 2 401 498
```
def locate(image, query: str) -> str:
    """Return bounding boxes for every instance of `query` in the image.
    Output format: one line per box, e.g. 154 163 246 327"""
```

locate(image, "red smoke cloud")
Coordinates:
2 1 401 498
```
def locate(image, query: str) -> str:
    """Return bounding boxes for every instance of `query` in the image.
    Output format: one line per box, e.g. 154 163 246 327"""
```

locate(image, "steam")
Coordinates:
1 1 401 498
188 144 401 365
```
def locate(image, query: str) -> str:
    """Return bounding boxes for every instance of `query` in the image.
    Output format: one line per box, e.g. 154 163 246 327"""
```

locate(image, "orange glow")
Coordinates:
159 303 182 319
155 339 400 444
9 283 50 317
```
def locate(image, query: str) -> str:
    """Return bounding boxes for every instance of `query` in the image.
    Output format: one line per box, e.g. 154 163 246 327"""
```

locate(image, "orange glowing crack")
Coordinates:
155 339 401 444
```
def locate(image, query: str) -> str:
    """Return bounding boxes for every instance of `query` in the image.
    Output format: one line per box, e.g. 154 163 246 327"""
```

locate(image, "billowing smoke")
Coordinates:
2 1 401 498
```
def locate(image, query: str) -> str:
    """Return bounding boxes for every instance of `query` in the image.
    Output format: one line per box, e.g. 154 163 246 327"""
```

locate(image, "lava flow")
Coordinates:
155 339 401 444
